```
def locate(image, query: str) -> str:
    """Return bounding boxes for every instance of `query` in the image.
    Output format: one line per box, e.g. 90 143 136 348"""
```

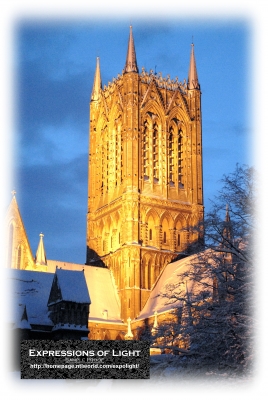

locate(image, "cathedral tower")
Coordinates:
86 27 204 321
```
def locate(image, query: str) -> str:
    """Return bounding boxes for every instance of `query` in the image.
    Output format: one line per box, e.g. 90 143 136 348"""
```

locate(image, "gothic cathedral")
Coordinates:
86 27 204 322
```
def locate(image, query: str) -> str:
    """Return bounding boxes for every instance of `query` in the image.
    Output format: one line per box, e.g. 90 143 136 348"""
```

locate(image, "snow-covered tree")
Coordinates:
152 164 255 378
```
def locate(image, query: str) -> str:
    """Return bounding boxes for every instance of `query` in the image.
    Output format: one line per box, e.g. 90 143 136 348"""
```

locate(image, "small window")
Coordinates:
163 231 167 243
149 229 152 240
178 234 181 247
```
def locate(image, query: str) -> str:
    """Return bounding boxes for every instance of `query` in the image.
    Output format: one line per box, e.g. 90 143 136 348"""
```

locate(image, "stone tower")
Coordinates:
86 27 204 321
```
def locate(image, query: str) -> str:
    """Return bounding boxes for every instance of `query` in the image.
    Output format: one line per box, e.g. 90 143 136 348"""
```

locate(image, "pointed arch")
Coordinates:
115 334 123 340
145 208 160 248
141 253 150 289
141 80 166 119
8 222 15 268
103 331 111 340
161 214 173 250
141 106 164 182
167 117 186 188
16 244 24 270
174 215 186 250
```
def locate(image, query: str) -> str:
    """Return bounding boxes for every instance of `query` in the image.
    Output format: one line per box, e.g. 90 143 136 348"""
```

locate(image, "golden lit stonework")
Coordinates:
86 28 204 321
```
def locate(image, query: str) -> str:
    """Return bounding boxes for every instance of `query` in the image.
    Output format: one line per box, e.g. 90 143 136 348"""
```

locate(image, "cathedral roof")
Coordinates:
123 25 138 73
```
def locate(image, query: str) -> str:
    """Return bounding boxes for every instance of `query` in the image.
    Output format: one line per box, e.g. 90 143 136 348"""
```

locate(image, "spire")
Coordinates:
225 204 230 223
221 204 233 245
188 43 200 90
91 57 102 101
35 233 47 266
123 26 138 74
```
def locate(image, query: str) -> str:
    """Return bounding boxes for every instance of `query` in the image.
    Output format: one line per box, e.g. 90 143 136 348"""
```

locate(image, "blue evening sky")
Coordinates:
12 18 251 264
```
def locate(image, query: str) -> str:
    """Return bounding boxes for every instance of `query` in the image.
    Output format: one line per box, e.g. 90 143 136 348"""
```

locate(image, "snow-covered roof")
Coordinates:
9 269 54 327
47 260 122 323
137 254 199 320
48 268 91 305
12 303 31 330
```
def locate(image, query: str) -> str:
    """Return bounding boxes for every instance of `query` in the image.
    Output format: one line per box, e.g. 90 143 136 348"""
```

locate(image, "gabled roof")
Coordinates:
12 303 31 330
47 268 91 306
5 194 34 269
9 269 54 327
46 260 122 323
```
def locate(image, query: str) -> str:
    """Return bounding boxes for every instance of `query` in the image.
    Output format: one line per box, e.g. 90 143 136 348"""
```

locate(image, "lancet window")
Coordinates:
152 122 159 180
17 245 22 269
143 120 149 178
169 127 175 183
178 130 184 188
168 120 184 188
8 223 14 268
101 142 104 195
106 139 109 191
115 117 122 185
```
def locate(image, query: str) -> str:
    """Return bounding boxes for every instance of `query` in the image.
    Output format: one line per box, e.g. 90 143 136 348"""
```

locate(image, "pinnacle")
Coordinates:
188 43 200 90
124 26 138 74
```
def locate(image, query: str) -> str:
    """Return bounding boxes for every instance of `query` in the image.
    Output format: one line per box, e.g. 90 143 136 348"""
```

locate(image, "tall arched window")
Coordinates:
115 118 122 185
168 127 174 184
152 122 159 180
106 139 109 191
17 245 22 269
101 142 105 194
143 120 149 179
177 233 181 247
169 121 184 189
178 129 184 188
8 224 14 268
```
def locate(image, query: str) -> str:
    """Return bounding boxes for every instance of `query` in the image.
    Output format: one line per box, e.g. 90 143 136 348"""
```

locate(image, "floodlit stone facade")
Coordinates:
7 27 204 339
86 27 204 321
